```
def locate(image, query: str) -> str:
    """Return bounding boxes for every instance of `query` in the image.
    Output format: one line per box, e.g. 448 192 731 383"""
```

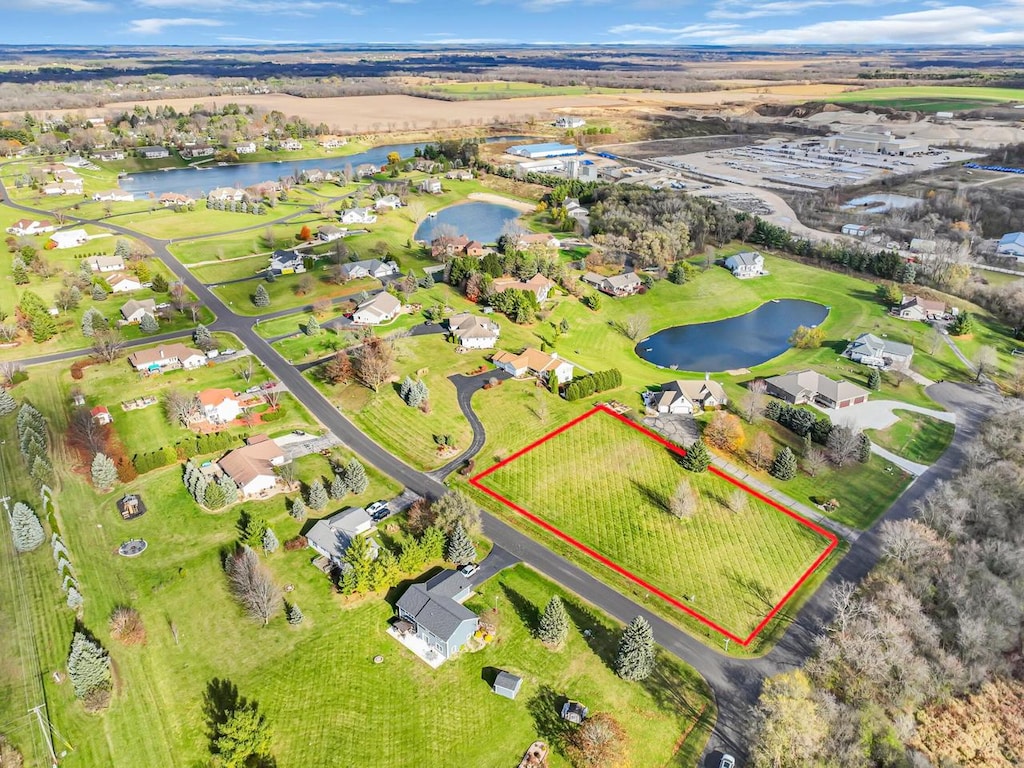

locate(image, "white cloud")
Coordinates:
708 0 888 19
126 17 226 34
11 0 110 11
607 22 741 38
134 0 362 14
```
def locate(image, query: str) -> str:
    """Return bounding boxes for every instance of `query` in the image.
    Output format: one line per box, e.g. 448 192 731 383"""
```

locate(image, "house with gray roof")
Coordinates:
997 232 1024 260
724 251 766 278
645 376 728 415
394 569 478 662
843 333 914 370
765 370 870 410
339 258 399 281
305 507 378 564
581 271 642 297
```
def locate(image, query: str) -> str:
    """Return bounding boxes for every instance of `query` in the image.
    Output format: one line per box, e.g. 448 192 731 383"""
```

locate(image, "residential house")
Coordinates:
86 255 126 273
844 333 915 370
159 193 194 208
280 138 303 151
269 250 306 276
513 232 561 250
318 136 347 149
374 194 403 211
217 435 287 497
235 141 258 154
306 507 378 565
355 163 378 178
317 225 344 242
207 187 247 204
997 232 1024 259
417 178 443 194
127 343 207 372
431 234 470 259
109 273 143 293
339 207 377 225
352 292 402 325
841 223 871 237
895 295 946 322
137 146 169 159
492 347 574 384
394 569 478 662
445 170 473 181
93 150 125 162
339 259 399 281
199 388 242 424
491 273 555 303
646 377 728 415
91 406 113 425
765 370 870 410
464 241 486 258
555 116 587 129
6 219 54 236
92 189 134 202
448 312 501 349
581 271 642 297
724 252 767 278
120 298 157 323
49 229 89 249
43 183 81 196
909 238 936 255
179 144 215 159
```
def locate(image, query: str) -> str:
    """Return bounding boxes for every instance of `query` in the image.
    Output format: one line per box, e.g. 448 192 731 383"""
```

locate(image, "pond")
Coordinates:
840 193 921 214
414 201 521 244
635 299 829 372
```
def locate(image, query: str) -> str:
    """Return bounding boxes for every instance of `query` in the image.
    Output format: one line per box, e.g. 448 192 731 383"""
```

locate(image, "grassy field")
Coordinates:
824 86 1024 111
211 268 378 315
0 371 713 767
476 408 833 642
415 80 635 100
866 409 956 465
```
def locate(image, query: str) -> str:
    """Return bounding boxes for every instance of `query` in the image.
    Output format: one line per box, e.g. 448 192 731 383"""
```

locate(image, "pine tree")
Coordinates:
343 457 368 494
857 433 872 464
289 497 307 521
193 323 213 347
0 388 17 416
287 603 304 625
537 595 570 647
151 273 168 292
420 271 435 288
30 311 57 342
409 380 428 407
867 368 881 391
67 631 111 700
11 259 29 285
203 481 226 509
770 446 798 481
242 517 268 548
114 239 131 260
90 453 118 491
91 284 107 301
329 473 347 499
307 479 328 510
444 521 476 565
262 528 279 554
67 586 84 610
252 284 270 307
304 316 320 335
11 502 45 552
420 525 446 561
139 313 159 333
399 375 414 404
614 616 655 681
219 475 239 505
681 438 711 472
549 372 560 395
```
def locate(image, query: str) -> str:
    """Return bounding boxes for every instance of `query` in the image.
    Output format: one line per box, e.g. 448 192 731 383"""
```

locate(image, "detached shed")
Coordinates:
493 671 523 700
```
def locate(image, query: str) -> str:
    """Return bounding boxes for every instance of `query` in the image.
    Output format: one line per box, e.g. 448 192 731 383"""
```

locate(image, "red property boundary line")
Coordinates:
470 404 839 647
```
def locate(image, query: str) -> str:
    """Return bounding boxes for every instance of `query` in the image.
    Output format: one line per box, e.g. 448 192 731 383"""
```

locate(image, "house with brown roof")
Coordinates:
217 435 287 497
86 255 125 273
765 370 869 410
120 298 157 324
159 193 194 208
352 292 402 325
492 347 574 384
581 271 642 297
199 388 241 424
127 343 207 372
895 295 947 322
491 273 555 303
513 232 561 250
6 219 55 237
109 273 143 293
431 235 470 259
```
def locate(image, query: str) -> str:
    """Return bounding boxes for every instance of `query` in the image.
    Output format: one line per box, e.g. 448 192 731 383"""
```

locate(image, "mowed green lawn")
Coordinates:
866 409 956 465
825 86 1024 111
477 410 833 640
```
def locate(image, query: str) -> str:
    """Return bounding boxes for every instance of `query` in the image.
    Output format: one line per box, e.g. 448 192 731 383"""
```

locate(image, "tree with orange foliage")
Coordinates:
298 225 312 241
704 411 745 453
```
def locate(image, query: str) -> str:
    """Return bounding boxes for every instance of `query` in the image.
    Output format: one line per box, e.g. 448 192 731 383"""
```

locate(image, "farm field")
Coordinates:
474 407 835 643
825 86 1024 111
866 409 956 465
414 80 637 100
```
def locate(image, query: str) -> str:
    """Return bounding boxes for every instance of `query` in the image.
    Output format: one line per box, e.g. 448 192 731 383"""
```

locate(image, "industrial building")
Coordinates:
826 131 928 156
507 142 579 159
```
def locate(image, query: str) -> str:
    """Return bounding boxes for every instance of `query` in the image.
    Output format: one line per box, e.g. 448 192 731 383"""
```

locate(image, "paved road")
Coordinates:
434 368 512 479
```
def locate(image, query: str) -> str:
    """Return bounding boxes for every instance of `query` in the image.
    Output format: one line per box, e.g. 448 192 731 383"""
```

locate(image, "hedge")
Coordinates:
563 368 623 402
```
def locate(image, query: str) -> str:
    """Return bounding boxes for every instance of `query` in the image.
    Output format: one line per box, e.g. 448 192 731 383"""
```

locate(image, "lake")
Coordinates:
840 193 921 214
116 135 537 198
636 299 829 372
414 201 521 244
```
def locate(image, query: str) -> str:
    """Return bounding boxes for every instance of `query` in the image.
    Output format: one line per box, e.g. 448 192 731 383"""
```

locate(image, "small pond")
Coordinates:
414 201 521 244
840 193 921 214
636 299 829 372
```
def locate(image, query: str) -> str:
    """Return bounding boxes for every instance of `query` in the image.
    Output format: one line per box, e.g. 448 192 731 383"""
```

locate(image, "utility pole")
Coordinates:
30 704 58 767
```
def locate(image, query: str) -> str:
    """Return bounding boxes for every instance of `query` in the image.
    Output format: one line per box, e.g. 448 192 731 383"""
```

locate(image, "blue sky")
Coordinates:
7 0 1024 46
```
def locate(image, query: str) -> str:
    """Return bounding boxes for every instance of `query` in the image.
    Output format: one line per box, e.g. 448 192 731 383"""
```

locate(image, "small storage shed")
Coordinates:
493 671 523 700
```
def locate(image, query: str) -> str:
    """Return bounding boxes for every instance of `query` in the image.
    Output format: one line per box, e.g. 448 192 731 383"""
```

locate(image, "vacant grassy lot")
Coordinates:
211 269 377 315
825 86 1024 111
416 80 635 100
866 409 956 465
476 409 833 641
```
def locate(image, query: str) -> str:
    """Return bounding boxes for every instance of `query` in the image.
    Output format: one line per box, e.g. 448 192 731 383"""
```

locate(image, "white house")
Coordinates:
6 219 55 236
235 141 258 154
93 150 125 162
86 255 125 272
120 298 157 323
49 229 89 249
492 347 574 384
374 194 403 211
448 313 500 349
646 377 728 415
280 138 303 151
92 189 135 203
843 333 915 370
137 146 169 159
895 295 946 322
217 435 287 497
841 223 871 237
339 259 399 281
317 225 345 242
353 292 402 325
306 507 378 564
555 116 586 129
724 252 766 278
997 232 1024 259
339 207 377 225
318 136 348 149
581 271 642 297
199 388 242 424
207 187 247 203
108 273 143 293
417 178 443 194
127 343 207 372
159 193 194 208
269 250 306 276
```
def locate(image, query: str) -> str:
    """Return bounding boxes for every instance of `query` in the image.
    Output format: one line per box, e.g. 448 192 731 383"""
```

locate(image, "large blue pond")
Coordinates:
636 299 829 372
414 201 521 244
116 135 537 198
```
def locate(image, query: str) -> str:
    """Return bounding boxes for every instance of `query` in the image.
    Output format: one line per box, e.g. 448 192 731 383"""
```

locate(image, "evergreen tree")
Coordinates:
857 433 872 464
537 595 570 648
91 284 107 301
262 528 279 554
420 525 446 561
770 446 798 481
11 259 29 285
304 316 320 335
252 284 270 307
30 455 53 488
420 271 435 288
549 372 560 395
90 453 118 491
139 313 159 333
81 308 98 337
11 501 44 552
329 472 347 499
30 311 57 342
289 497 307 521
614 616 655 681
408 380 428 407
681 438 711 472
66 631 111 700
287 603 304 625
213 705 272 767
203 480 226 509
114 239 131 260
306 479 328 510
0 388 17 416
444 521 476 565
67 586 84 610
867 368 881 391
343 458 368 494
399 375 414 404
151 273 168 292
370 548 402 591
219 475 239 505
68 285 82 306
950 311 973 336
193 323 213 347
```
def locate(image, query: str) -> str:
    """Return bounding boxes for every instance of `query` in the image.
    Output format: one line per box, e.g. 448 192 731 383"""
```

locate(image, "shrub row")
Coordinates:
132 431 239 474
563 368 622 402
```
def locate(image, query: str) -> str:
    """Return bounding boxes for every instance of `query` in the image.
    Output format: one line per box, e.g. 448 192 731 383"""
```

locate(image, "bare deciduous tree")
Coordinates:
617 313 650 341
163 390 201 427
224 546 281 626
803 445 828 477
236 357 255 384
827 425 860 468
668 479 699 519
748 431 775 471
91 329 124 363
743 378 768 423
354 336 395 392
